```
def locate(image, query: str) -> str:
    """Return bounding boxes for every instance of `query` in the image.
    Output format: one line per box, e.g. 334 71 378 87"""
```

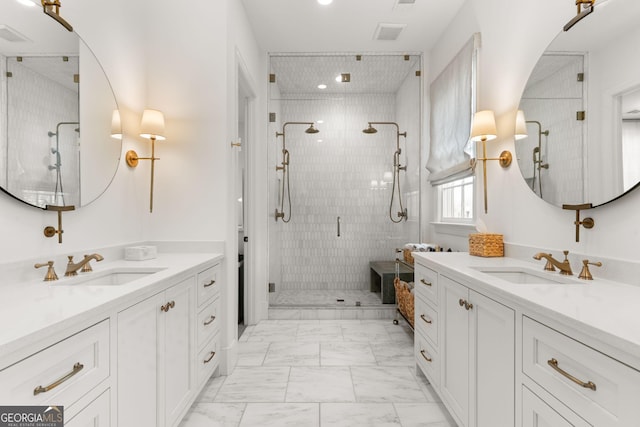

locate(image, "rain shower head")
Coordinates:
305 124 319 134
362 123 378 134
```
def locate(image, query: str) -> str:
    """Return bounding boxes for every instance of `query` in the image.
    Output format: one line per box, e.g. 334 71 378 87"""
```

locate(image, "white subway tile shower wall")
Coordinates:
275 94 415 291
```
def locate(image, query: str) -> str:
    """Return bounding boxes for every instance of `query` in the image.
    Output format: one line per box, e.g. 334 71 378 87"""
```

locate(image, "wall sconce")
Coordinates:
471 110 513 214
514 110 528 141
110 110 122 140
125 109 166 213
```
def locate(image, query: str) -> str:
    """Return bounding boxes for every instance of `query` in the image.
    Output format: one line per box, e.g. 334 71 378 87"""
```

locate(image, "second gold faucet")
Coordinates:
533 250 573 275
65 254 104 277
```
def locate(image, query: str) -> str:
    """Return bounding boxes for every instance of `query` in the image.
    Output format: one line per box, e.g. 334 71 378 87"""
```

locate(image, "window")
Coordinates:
438 176 474 222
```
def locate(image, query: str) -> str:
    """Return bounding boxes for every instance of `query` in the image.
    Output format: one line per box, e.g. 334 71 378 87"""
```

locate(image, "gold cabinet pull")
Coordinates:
458 299 473 310
420 279 432 287
33 362 84 395
547 358 596 391
203 351 216 364
203 315 216 326
420 314 432 324
420 350 432 362
160 301 176 312
204 279 216 288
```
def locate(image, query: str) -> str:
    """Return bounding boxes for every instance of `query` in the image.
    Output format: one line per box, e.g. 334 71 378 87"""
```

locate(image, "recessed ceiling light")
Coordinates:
317 0 333 5
16 0 36 7
317 84 327 89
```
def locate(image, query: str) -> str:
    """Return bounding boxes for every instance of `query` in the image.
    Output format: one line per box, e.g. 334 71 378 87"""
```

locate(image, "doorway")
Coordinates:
236 59 255 337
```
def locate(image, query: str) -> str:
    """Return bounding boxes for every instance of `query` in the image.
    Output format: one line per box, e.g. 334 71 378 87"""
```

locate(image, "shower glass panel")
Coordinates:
268 54 421 308
518 54 585 205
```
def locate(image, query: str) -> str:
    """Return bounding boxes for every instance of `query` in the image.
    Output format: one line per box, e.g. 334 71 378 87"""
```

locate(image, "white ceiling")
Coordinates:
240 0 466 53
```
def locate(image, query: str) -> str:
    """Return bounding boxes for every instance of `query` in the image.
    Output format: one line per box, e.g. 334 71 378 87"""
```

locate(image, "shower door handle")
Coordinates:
337 216 341 237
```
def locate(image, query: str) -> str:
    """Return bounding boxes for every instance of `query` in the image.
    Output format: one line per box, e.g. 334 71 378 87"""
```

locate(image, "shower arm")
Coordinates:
367 122 407 153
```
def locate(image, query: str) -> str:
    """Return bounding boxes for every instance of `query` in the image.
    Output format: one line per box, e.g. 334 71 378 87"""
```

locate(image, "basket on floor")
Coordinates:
394 277 414 328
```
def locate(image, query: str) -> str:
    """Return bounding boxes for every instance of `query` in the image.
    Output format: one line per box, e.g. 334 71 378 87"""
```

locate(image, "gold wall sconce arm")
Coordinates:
127 109 166 213
562 203 594 242
470 110 513 214
44 205 75 244
41 0 73 32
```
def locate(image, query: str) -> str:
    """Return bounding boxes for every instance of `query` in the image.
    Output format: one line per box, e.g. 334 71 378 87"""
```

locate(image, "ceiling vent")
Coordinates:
0 25 29 43
395 0 416 4
373 23 407 41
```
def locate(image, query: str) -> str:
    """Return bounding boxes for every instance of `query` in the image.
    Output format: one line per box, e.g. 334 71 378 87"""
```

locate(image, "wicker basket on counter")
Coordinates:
469 233 504 257
394 278 415 328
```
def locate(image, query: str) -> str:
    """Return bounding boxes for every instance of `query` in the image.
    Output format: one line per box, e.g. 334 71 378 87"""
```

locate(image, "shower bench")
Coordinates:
369 260 414 304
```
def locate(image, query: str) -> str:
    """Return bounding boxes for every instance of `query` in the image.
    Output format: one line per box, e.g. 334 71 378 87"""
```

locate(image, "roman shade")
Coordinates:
426 34 479 185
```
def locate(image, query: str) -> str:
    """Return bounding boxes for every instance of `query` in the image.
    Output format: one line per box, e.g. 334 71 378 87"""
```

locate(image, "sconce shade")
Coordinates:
470 110 497 142
514 110 528 140
139 109 166 141
111 110 122 140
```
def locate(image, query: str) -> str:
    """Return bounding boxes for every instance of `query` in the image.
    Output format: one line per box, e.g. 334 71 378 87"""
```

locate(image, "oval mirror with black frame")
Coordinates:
0 1 121 209
517 0 640 208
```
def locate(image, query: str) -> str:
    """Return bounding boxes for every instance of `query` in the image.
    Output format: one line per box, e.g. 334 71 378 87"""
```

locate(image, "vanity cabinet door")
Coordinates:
162 277 195 427
117 293 163 427
440 275 515 427
440 276 470 426
117 277 195 427
473 290 515 427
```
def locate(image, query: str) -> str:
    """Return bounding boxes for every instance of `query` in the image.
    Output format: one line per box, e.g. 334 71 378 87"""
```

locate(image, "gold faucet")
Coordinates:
35 260 59 281
533 250 573 275
578 259 602 280
65 253 104 276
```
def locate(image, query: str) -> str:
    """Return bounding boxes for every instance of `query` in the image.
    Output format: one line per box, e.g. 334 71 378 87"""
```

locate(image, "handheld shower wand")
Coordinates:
274 122 319 223
363 122 408 223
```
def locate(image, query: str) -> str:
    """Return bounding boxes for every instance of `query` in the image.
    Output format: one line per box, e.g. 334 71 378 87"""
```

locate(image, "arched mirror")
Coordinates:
517 0 640 207
0 1 120 209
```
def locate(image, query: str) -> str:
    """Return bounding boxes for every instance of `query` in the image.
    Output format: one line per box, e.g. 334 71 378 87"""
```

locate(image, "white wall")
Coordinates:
428 0 640 268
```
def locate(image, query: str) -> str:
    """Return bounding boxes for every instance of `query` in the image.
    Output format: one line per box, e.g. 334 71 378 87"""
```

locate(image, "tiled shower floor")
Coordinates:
268 290 397 321
270 289 384 307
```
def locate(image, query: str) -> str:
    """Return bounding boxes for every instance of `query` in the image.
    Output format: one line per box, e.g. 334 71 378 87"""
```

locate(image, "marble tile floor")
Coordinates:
180 319 456 427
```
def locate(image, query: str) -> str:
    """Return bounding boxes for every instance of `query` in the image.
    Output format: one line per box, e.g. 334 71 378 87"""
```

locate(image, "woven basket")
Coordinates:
469 233 504 257
394 278 415 328
403 248 415 265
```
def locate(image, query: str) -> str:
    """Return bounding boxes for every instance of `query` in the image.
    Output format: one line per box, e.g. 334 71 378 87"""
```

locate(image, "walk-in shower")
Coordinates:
275 122 319 223
362 122 407 223
268 53 421 315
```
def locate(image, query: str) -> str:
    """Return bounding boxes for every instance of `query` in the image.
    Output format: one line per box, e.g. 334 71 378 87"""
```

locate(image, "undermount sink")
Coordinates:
471 266 578 285
57 267 166 286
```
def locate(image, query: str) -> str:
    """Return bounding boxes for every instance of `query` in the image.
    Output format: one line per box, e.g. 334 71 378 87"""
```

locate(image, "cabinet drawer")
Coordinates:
197 296 221 350
522 385 591 427
415 330 440 388
414 294 438 347
523 316 640 426
197 333 220 385
65 389 110 427
414 264 438 305
0 320 109 408
197 263 221 307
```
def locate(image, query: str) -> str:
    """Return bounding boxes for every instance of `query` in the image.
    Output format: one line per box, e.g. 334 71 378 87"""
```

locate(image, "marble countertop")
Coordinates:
0 252 223 359
413 252 640 367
